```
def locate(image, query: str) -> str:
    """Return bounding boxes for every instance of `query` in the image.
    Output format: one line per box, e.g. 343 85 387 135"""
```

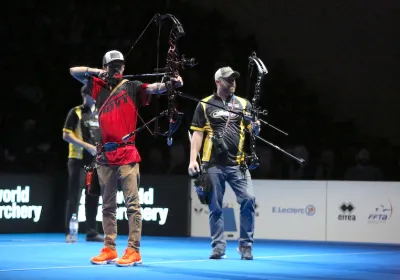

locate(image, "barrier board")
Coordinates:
190 179 327 241
78 175 191 236
326 181 400 244
253 180 326 241
0 174 54 233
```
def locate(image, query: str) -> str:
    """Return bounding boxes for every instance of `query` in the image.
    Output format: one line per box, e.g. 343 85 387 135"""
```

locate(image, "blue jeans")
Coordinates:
207 165 255 249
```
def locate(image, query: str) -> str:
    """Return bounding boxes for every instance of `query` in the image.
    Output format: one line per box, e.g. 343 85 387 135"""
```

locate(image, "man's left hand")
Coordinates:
251 120 261 136
170 75 183 88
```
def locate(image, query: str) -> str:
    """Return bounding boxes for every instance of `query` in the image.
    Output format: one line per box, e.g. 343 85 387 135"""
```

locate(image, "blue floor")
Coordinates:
0 234 399 280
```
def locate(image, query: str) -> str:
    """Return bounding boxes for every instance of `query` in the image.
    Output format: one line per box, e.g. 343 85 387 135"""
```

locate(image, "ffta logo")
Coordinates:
368 201 393 223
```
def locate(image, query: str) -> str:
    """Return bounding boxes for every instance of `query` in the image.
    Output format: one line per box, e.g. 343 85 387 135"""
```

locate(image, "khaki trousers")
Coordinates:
97 163 142 251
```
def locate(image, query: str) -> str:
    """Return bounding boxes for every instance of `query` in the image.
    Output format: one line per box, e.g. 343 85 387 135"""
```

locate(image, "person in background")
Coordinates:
62 85 104 243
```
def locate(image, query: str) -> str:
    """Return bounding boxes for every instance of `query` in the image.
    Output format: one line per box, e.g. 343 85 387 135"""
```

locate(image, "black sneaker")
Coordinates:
86 235 104 242
237 246 253 260
209 247 226 259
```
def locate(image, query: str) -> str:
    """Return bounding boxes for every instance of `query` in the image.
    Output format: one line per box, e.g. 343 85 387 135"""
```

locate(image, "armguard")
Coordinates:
84 164 101 197
193 172 212 205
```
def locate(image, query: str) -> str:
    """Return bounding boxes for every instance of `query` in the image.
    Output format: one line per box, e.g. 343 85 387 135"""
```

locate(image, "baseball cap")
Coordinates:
214 66 240 81
102 50 124 65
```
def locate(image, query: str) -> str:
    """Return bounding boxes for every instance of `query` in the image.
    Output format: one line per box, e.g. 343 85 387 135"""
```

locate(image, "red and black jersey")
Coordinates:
87 76 148 166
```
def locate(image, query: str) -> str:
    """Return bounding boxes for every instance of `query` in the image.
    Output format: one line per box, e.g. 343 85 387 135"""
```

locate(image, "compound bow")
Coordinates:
122 13 197 145
245 52 268 169
244 52 304 167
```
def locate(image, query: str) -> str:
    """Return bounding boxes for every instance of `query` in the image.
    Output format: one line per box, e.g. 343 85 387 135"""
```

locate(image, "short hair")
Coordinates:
81 85 89 96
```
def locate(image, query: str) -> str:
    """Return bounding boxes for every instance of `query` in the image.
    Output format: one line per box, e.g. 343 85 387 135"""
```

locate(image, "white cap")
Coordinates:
214 66 240 81
102 50 124 65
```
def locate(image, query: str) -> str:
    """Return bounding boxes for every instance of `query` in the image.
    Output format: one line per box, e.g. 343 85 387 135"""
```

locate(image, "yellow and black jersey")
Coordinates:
190 94 253 166
62 105 100 162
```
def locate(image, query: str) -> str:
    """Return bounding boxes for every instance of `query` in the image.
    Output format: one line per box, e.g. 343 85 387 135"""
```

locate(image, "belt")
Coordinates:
97 141 135 153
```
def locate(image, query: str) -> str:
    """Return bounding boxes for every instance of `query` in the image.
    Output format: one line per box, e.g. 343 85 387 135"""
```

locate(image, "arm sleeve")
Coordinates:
190 103 207 131
62 108 78 134
244 100 253 131
127 81 150 107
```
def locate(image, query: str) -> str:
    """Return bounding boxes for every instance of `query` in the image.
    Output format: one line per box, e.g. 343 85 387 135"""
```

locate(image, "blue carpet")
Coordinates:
0 234 399 279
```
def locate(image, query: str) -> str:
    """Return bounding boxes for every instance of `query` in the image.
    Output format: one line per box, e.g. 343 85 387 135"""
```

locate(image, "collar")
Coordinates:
213 92 235 103
81 104 97 112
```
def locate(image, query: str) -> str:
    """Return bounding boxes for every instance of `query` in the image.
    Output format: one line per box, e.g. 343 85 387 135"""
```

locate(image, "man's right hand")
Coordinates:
188 161 201 177
85 144 97 156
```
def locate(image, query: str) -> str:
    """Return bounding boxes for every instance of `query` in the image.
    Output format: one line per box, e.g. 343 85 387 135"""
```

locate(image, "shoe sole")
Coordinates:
210 254 227 259
115 259 143 267
91 258 118 265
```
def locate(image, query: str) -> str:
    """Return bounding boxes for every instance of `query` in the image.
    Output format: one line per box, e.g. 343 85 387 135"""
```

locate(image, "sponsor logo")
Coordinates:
79 187 169 225
368 201 393 223
0 186 43 223
210 110 240 119
338 202 356 221
272 205 316 216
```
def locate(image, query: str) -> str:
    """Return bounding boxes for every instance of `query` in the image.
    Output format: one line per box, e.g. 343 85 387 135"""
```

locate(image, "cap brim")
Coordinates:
230 71 240 78
104 59 125 65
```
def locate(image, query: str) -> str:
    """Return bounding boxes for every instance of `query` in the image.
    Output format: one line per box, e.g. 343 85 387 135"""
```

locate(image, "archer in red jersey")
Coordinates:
69 50 183 267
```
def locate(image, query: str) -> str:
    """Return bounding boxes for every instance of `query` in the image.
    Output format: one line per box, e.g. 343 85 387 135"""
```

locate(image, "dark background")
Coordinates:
0 0 398 233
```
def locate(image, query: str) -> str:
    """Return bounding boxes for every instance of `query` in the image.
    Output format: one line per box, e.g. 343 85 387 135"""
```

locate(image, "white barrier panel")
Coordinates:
254 180 326 241
326 181 400 244
190 179 326 241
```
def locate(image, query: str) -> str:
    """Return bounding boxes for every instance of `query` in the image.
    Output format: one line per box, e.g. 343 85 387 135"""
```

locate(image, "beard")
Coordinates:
106 68 123 85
